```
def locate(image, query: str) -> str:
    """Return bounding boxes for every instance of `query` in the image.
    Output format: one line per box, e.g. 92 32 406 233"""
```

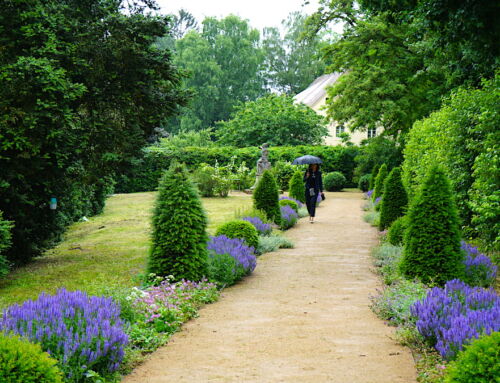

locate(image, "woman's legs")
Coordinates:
305 191 317 221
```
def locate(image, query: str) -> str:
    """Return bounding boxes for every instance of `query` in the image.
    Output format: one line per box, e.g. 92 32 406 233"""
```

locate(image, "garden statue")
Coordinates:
251 143 271 189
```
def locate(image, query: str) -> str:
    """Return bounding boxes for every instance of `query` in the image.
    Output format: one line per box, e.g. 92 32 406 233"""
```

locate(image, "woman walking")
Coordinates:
304 164 324 223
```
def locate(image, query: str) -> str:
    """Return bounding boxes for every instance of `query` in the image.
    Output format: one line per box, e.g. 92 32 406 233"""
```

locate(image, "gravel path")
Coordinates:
122 191 416 383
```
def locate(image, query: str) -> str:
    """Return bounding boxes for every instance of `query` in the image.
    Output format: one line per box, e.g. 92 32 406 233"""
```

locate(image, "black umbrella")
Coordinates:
292 155 323 165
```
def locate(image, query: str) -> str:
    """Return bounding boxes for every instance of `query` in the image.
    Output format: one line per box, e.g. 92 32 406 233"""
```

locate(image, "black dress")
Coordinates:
304 170 323 217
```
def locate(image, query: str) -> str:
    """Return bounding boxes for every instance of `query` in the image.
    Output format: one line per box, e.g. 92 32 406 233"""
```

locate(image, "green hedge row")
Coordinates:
116 145 359 193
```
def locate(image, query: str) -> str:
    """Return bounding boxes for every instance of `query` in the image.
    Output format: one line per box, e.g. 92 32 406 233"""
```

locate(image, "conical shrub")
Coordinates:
254 170 281 224
369 164 380 190
148 163 208 281
288 170 305 203
379 167 407 230
373 164 388 201
400 166 464 285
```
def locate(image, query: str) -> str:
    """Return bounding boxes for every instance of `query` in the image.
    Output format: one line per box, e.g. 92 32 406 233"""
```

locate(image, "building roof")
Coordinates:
293 73 342 107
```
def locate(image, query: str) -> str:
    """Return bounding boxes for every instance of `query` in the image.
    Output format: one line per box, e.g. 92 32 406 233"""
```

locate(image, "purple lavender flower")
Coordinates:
280 205 298 230
0 289 128 381
242 216 272 235
461 241 497 287
374 196 382 206
207 235 256 273
366 189 374 198
280 196 303 208
411 279 500 360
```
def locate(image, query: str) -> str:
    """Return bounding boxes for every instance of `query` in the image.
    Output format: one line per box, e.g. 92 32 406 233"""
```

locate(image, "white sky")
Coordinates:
155 0 322 31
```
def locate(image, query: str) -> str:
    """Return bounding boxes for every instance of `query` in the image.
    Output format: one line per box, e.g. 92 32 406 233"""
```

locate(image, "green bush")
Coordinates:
358 174 371 192
403 75 500 249
192 165 217 197
400 166 464 285
369 163 381 190
270 161 296 191
207 252 244 287
387 216 407 246
253 170 281 224
279 199 299 213
379 168 408 230
0 333 63 383
148 163 208 281
324 171 346 192
288 170 305 203
215 220 259 249
444 332 500 383
373 163 388 200
0 211 13 277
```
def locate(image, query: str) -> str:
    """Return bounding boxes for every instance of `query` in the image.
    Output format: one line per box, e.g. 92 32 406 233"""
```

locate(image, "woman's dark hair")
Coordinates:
308 164 320 172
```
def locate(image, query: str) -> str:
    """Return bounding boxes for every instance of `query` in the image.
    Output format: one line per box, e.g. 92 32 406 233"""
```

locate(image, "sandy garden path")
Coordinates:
122 191 416 383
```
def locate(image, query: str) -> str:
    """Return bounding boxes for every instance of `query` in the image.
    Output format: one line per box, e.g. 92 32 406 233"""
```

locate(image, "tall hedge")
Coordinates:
115 145 359 193
400 166 464 285
379 168 407 230
373 163 388 200
403 75 499 249
148 164 208 281
288 170 305 203
253 170 281 224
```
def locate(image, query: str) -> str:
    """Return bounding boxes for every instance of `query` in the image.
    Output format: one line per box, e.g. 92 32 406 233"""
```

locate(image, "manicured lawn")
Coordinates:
0 192 252 308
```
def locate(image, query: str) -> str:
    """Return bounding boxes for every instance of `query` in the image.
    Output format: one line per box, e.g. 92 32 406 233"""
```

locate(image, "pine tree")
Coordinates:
379 167 408 230
148 163 208 281
288 170 305 203
373 163 388 201
254 170 281 224
369 163 380 190
400 166 464 285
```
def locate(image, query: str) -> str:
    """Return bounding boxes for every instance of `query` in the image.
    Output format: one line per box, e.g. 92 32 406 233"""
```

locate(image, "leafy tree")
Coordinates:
373 164 388 201
262 12 327 94
217 94 327 147
378 167 407 230
289 170 306 203
354 136 403 183
0 0 187 263
400 166 464 285
148 164 208 281
253 171 281 224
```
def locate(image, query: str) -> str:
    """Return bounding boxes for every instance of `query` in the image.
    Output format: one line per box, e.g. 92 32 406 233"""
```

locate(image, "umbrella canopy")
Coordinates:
292 155 323 165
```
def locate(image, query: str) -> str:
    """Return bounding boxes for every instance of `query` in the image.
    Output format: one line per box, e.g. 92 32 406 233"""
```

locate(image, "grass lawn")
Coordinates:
0 191 252 309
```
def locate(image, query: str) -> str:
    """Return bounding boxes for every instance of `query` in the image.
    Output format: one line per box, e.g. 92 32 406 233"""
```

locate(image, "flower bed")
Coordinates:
242 216 272 235
280 205 298 230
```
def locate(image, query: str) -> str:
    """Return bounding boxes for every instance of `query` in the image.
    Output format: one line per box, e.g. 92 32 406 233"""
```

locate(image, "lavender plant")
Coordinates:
242 216 272 236
279 196 303 208
461 241 497 287
411 279 500 360
280 205 298 230
0 289 128 382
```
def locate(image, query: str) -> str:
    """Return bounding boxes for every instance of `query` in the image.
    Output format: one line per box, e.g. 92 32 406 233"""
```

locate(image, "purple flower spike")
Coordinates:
207 235 256 273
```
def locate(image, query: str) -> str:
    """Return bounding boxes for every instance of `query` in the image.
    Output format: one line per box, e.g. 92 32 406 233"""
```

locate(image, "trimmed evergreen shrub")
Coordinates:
387 216 407 246
324 171 346 192
379 168 408 230
215 220 259 250
373 163 388 200
400 166 464 285
279 198 299 213
358 174 371 192
148 163 208 281
444 332 500 383
0 333 63 383
0 211 13 277
369 163 381 190
288 170 305 203
253 170 281 224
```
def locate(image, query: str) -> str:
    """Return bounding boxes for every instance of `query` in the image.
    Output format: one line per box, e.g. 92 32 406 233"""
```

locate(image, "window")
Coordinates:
335 125 345 136
367 127 377 138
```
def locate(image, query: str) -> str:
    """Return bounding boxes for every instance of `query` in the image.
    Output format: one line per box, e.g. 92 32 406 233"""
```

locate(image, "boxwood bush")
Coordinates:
387 216 407 246
279 198 299 213
288 170 305 203
215 220 259 250
253 170 281 225
0 333 63 383
324 171 346 192
358 174 371 192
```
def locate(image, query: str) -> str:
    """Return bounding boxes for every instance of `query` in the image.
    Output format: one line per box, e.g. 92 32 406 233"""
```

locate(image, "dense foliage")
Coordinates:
217 94 328 147
148 164 208 281
411 279 500 360
0 333 63 383
400 167 464 285
0 289 128 382
288 171 306 204
369 164 380 190
403 76 500 248
323 172 346 192
0 211 12 277
387 216 407 246
0 0 187 264
444 331 500 383
253 171 281 225
215 220 259 250
357 174 371 192
378 168 407 231
372 164 388 201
